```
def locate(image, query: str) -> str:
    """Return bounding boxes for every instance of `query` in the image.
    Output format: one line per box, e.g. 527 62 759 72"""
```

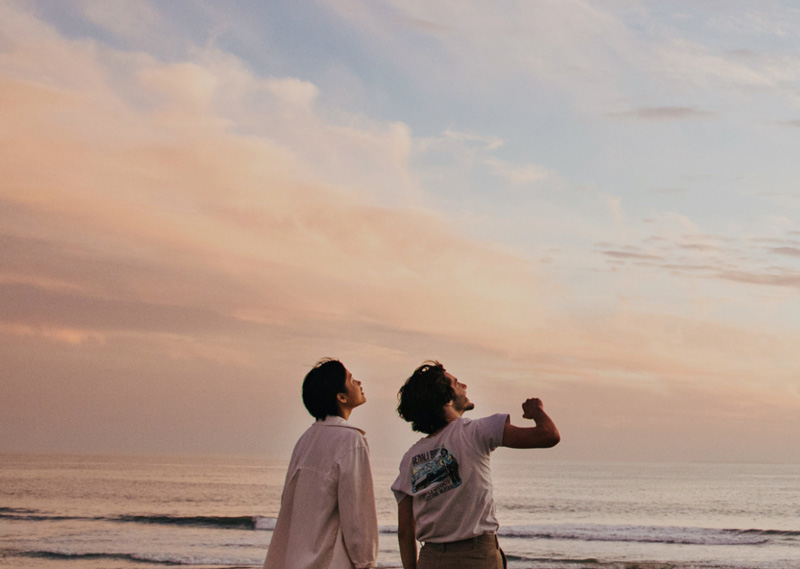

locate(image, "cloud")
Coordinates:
324 0 800 120
395 14 454 34
4 2 800 462
7 3 783 381
716 269 800 288
483 157 549 186
417 129 550 189
0 4 557 368
770 246 800 258
324 0 637 108
78 0 162 41
594 218 800 292
601 250 663 262
612 106 714 121
437 129 504 152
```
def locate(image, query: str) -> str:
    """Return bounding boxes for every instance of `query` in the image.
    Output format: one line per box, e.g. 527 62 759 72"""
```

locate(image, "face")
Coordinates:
339 369 366 410
445 371 474 413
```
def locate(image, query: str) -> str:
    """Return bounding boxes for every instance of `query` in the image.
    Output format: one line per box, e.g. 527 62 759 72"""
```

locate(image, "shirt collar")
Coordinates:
315 415 366 435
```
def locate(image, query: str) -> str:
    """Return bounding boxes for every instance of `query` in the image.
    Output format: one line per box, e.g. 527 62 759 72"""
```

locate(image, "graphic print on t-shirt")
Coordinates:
410 447 461 501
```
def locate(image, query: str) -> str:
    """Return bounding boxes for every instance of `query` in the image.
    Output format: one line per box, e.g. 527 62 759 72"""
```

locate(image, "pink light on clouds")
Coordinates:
1 3 799 463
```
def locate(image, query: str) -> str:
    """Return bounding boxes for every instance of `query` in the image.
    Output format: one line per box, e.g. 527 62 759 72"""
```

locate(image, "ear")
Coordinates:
337 392 348 404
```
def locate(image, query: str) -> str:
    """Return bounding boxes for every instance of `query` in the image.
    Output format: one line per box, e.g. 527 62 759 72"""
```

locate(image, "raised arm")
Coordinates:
501 398 561 449
397 495 417 569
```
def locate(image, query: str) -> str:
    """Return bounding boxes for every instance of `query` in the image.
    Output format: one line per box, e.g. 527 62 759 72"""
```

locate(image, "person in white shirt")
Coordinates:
392 361 560 569
264 359 379 569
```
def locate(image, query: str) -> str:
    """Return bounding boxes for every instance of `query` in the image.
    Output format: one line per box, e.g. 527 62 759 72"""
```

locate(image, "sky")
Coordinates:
2 0 800 464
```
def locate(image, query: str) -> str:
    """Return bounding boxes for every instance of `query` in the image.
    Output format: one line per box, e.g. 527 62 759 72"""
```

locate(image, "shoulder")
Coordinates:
309 417 368 447
317 416 366 434
457 414 508 450
397 434 438 470
399 436 429 460
458 413 508 432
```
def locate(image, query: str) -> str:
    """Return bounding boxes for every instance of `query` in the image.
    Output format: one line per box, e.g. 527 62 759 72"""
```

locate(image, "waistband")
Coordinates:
423 533 499 552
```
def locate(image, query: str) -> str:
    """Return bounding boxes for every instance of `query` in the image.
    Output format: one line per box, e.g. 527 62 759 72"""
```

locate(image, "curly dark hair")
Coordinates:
302 358 347 420
397 360 455 435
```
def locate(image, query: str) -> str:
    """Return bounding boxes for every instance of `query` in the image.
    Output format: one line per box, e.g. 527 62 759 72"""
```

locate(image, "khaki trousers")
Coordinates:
418 533 506 569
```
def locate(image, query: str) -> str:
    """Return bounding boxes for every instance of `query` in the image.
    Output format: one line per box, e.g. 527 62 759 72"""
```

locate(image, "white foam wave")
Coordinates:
253 516 277 530
498 523 771 546
25 548 262 566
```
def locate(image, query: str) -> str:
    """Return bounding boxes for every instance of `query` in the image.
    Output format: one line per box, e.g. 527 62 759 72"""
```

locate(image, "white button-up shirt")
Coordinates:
264 416 378 569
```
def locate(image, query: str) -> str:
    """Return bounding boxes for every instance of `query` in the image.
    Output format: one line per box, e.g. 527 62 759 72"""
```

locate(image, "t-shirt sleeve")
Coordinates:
390 453 411 503
470 413 509 452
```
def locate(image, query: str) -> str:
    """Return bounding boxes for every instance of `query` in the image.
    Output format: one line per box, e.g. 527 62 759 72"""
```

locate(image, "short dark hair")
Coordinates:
302 358 347 420
397 361 454 435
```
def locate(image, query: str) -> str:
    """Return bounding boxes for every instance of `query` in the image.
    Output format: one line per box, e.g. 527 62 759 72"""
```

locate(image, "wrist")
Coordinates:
526 409 545 421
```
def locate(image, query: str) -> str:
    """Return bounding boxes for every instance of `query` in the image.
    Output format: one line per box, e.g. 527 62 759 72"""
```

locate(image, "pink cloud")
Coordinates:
2 4 799 462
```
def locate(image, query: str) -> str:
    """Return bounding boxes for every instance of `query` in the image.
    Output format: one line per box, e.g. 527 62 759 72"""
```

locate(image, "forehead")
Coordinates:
443 371 457 384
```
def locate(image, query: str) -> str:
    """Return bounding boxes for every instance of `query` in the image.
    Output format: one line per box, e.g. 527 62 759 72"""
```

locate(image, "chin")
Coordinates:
465 402 475 411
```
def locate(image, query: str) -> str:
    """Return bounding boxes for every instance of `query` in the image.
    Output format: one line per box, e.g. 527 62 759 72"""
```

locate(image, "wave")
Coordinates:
118 515 261 530
0 509 273 530
5 508 797 547
17 550 257 566
253 516 276 530
0 507 37 514
11 549 402 568
496 523 799 546
2 511 385 534
10 550 746 569
0 509 101 523
20 551 169 565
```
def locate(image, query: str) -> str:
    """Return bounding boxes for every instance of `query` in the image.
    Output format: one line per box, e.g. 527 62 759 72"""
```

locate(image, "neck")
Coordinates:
443 403 463 422
337 407 352 421
427 405 462 437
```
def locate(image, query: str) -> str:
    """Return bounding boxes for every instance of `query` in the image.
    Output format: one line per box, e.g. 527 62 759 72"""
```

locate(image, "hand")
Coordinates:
521 398 544 419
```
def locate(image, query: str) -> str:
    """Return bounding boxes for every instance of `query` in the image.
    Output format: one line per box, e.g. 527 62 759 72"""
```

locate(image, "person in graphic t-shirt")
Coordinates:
391 361 560 569
264 359 378 569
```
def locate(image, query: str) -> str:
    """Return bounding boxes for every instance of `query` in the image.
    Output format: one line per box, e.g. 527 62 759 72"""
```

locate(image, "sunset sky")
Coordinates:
2 0 800 464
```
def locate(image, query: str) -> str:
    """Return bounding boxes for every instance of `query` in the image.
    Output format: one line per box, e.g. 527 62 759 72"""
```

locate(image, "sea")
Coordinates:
1 453 798 569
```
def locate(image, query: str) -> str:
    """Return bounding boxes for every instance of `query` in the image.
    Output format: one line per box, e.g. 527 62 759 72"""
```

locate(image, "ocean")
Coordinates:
1 453 798 569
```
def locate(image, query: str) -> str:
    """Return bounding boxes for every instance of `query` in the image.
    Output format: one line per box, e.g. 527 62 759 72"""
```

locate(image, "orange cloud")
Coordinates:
2 4 799 462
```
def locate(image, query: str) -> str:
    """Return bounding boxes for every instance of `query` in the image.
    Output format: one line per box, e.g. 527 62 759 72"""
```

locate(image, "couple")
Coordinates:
264 358 561 569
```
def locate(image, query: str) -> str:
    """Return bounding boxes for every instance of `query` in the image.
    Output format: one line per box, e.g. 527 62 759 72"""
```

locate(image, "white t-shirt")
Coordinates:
391 413 508 543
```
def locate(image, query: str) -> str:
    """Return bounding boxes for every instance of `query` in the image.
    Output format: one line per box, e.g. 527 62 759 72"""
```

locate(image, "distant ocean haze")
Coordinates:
1 454 798 569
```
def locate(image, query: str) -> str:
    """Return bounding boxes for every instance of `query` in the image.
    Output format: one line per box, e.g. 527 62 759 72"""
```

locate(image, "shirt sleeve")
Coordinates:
337 441 379 569
470 413 509 452
390 452 411 504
